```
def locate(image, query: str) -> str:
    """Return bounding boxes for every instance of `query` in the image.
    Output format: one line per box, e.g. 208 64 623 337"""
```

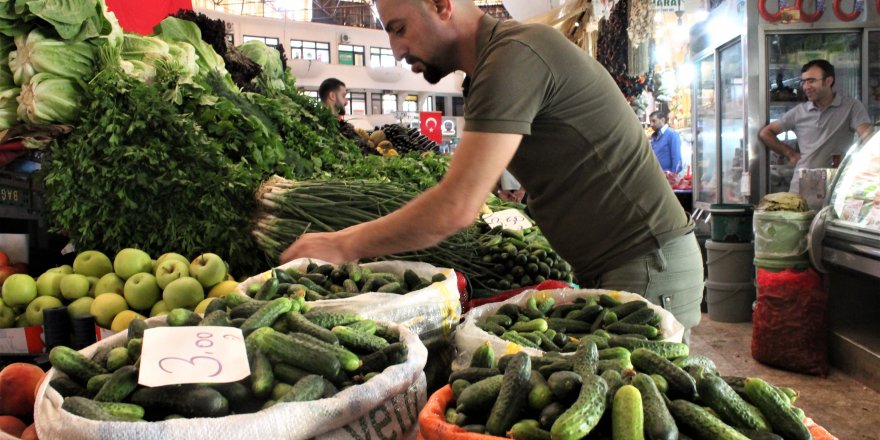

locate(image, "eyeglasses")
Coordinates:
799 77 825 86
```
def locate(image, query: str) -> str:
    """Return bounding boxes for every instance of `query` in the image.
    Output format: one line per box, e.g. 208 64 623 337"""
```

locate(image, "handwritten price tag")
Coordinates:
482 208 533 231
138 326 250 387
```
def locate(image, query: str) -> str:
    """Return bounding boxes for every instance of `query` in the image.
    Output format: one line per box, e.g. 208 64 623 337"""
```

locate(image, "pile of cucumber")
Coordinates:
476 294 674 359
445 330 810 439
245 261 448 301
473 227 575 291
47 296 409 422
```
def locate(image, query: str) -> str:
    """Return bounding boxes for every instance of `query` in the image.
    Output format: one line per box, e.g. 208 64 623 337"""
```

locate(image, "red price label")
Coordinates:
138 327 250 387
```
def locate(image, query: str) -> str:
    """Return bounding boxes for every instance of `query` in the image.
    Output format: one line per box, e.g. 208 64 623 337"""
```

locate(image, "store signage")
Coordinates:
482 208 533 231
420 111 443 143
651 0 680 12
139 326 250 387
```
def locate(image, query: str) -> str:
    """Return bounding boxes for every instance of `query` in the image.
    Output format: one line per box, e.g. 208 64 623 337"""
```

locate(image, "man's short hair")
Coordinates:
319 78 346 101
650 111 667 121
802 59 835 87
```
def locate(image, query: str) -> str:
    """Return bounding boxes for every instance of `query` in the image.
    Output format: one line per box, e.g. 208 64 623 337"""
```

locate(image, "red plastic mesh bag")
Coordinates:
752 268 828 376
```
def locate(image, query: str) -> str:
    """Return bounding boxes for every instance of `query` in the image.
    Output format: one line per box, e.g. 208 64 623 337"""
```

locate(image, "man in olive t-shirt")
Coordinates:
280 0 704 330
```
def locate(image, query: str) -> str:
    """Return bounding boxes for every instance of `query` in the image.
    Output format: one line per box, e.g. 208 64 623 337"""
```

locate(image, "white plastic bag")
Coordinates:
35 320 428 440
453 288 685 370
235 259 461 342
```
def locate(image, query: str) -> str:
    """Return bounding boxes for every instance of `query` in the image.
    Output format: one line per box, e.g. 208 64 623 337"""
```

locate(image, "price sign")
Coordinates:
138 326 250 387
482 208 533 231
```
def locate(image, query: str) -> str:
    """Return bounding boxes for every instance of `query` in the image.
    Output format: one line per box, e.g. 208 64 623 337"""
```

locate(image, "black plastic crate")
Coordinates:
0 169 43 215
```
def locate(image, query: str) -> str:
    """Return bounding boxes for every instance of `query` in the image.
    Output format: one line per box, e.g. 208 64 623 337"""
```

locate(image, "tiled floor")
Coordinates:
690 313 880 440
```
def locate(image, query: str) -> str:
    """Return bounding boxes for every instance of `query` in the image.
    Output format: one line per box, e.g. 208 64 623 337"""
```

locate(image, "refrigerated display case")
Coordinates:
810 129 880 392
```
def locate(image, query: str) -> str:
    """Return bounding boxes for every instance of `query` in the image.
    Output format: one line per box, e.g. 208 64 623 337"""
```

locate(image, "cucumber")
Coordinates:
49 345 108 385
94 365 139 403
539 401 567 429
572 338 599 377
470 341 496 369
550 304 585 318
501 331 541 349
743 378 811 440
668 399 750 440
254 276 280 301
566 304 603 323
538 359 574 378
274 374 325 404
127 318 149 340
528 370 554 411
599 347 631 360
347 319 378 335
105 346 132 371
612 385 644 440
601 369 625 407
286 310 338 344
672 355 718 375
62 396 127 421
303 310 362 328
631 373 677 440
332 325 389 353
650 374 669 394
630 348 697 400
456 374 504 414
579 334 610 350
599 294 623 307
199 310 232 327
204 297 228 315
597 358 634 374
699 374 772 433
49 376 88 398
86 373 113 395
451 379 471 400
130 384 229 418
250 350 275 399
450 367 501 384
547 370 583 402
251 327 341 378
273 363 310 385
288 332 362 372
477 321 506 336
230 300 268 320
734 428 785 440
486 351 532 436
606 322 659 338
358 342 408 373
609 300 648 318
618 307 657 325
547 317 592 333
484 314 514 327
510 419 551 440
608 336 689 359
550 373 608 440
535 331 562 351
166 308 201 326
496 303 522 320
240 297 293 335
93 401 145 420
511 318 549 333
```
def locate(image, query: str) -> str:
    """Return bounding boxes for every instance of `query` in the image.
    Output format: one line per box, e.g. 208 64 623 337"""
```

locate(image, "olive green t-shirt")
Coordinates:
464 15 693 282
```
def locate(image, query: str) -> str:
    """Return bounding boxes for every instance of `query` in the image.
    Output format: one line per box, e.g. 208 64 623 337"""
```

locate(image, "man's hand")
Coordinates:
786 150 801 164
280 231 354 265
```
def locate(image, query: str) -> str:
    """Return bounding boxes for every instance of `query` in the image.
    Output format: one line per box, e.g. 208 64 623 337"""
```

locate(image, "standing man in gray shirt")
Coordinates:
759 59 872 192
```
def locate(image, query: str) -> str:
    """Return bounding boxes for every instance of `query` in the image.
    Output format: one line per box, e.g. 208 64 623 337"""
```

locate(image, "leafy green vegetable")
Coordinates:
0 87 18 129
44 66 272 275
237 40 285 91
9 28 95 85
16 72 81 123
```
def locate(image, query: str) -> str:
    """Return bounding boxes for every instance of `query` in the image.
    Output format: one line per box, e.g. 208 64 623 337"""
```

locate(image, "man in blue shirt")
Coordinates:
649 111 682 174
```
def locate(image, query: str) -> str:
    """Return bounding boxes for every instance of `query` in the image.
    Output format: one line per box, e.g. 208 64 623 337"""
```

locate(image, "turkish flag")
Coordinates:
419 111 443 144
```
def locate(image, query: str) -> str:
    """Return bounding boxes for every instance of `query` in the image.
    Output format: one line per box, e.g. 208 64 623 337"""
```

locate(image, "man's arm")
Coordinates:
279 131 523 264
759 121 801 164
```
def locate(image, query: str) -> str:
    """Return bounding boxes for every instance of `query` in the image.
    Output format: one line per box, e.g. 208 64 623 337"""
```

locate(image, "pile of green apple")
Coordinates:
0 248 238 332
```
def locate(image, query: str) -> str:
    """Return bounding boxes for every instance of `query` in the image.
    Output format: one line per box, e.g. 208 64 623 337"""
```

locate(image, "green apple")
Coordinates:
47 264 73 275
155 259 189 290
86 276 99 296
60 274 91 300
67 296 94 318
94 273 125 296
113 248 153 280
162 276 204 310
1 273 38 307
151 259 158 274
35 271 64 299
0 298 15 328
156 252 189 267
24 295 63 326
90 293 129 328
124 272 161 311
150 300 169 317
189 253 227 288
72 250 113 278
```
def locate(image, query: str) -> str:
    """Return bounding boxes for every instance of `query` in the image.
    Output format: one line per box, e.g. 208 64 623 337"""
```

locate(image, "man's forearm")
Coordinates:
760 131 798 161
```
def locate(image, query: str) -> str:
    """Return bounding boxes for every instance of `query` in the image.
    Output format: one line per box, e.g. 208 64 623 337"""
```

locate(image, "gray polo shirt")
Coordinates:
777 94 870 191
